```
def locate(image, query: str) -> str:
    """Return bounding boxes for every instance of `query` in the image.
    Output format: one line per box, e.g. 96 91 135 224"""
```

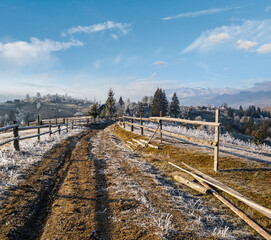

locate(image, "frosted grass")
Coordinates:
143 122 271 154
0 128 84 199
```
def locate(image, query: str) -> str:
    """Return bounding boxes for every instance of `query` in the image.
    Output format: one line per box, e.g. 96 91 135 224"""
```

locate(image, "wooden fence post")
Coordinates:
56 118 57 125
13 121 20 151
131 116 134 132
140 112 143 135
159 111 162 144
123 116 125 128
214 109 220 172
49 120 52 137
37 115 40 142
66 118 68 133
58 124 61 135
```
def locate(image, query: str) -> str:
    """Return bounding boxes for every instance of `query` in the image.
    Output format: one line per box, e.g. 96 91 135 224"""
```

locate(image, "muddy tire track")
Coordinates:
0 125 258 239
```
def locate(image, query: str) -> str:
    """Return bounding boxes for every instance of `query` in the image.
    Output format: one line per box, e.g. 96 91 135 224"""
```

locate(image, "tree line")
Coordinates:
88 88 181 120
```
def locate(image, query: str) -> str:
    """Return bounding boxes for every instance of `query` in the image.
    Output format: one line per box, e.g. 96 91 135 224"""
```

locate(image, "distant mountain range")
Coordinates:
166 84 271 108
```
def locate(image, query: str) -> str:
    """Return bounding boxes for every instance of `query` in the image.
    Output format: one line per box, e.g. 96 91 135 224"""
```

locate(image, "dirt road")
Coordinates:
0 125 256 239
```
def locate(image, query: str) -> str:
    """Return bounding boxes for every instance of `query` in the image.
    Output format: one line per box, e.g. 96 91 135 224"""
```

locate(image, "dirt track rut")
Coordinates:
0 125 255 239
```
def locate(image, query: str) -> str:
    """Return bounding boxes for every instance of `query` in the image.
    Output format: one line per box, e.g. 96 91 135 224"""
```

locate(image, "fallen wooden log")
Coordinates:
173 174 210 194
127 141 137 147
181 162 271 219
139 139 159 149
123 144 133 151
200 181 271 240
132 139 145 146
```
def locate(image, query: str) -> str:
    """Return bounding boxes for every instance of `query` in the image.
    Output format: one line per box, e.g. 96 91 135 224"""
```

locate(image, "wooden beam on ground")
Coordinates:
173 175 210 194
132 139 145 147
200 182 271 240
139 139 159 149
127 141 137 147
181 162 271 219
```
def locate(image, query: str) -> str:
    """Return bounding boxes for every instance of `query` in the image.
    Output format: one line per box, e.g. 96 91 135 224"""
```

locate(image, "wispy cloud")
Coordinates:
182 19 271 54
236 39 258 50
257 44 271 53
64 21 130 38
113 52 123 64
265 6 271 12
162 6 240 21
153 61 167 66
0 37 83 66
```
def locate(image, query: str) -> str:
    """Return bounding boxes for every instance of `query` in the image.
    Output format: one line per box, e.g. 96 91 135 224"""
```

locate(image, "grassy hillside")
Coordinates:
0 101 92 120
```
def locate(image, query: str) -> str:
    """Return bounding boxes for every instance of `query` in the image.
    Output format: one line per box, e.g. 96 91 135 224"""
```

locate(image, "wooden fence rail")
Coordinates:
0 116 93 151
119 109 221 172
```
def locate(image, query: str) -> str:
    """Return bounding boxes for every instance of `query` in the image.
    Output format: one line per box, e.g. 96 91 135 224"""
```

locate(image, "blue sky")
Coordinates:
0 0 271 102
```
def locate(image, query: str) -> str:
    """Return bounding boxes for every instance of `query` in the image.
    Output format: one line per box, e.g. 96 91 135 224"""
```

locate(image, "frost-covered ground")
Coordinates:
91 128 245 239
0 127 84 200
129 121 271 165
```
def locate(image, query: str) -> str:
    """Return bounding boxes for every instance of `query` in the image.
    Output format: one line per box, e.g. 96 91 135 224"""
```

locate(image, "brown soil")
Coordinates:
0 124 265 239
113 123 271 239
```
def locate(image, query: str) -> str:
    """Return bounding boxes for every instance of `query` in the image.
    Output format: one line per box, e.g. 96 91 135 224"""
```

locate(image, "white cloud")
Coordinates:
236 39 258 50
265 6 271 12
182 19 271 53
162 6 240 21
111 34 118 40
153 61 167 66
257 44 271 53
0 37 83 66
113 52 123 64
65 21 130 37
207 33 230 44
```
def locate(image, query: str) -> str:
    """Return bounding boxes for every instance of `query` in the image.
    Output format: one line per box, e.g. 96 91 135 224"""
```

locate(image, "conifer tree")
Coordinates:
137 102 143 116
161 90 168 116
169 92 180 118
118 96 124 107
88 103 99 121
105 88 116 117
238 105 244 118
151 88 169 116
151 88 162 116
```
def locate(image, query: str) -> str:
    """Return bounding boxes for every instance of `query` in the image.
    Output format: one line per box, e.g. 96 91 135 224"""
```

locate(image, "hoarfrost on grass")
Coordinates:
143 122 271 154
0 128 83 199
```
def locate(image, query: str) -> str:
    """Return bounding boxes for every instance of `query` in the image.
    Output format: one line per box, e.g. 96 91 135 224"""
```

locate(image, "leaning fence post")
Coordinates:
159 111 163 144
140 112 143 135
37 115 40 142
72 120 74 130
214 109 220 172
49 120 52 137
58 123 61 135
123 115 125 128
13 121 20 151
131 116 134 132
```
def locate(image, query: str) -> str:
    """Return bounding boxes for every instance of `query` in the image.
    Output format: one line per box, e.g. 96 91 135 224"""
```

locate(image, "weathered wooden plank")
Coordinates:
201 181 271 240
132 139 145 146
160 129 216 146
0 124 19 132
182 162 271 219
173 175 209 194
150 116 221 127
139 139 158 149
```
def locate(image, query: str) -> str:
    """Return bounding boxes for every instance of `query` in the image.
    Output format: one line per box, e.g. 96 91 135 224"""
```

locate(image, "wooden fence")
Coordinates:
119 109 221 172
0 116 93 152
